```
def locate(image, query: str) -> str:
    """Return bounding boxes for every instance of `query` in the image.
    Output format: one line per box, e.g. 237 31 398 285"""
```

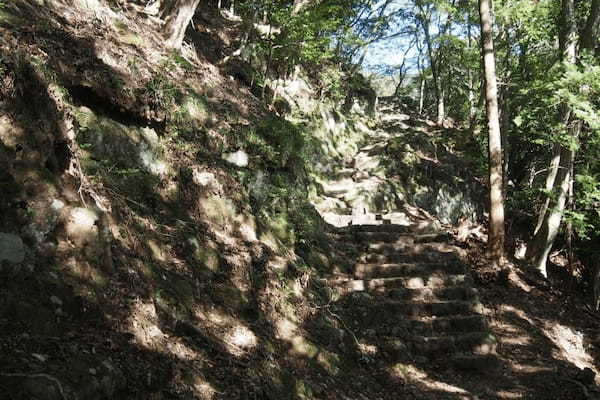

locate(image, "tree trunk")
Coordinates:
526 0 577 277
163 0 201 50
419 14 443 124
437 85 445 125
467 22 475 125
418 77 425 115
292 0 322 15
533 143 561 235
527 144 574 276
580 0 600 53
479 0 505 267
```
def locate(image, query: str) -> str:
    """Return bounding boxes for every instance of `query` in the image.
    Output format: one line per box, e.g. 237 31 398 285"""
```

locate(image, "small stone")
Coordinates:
31 353 47 362
192 169 217 187
222 150 249 167
50 296 63 306
0 232 25 263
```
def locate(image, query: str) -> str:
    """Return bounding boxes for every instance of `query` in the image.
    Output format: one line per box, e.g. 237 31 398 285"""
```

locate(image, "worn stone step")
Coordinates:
335 224 418 234
353 262 465 279
383 332 496 359
385 286 478 302
329 274 472 293
359 300 484 321
334 231 451 245
321 178 355 197
366 239 456 254
334 168 356 179
333 231 413 243
389 315 489 336
361 251 459 264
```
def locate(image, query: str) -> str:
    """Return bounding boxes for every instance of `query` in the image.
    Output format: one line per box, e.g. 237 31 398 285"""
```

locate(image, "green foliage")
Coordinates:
249 116 311 170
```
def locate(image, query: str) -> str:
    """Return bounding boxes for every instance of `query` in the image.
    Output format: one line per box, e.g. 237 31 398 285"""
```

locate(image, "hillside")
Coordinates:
1 1 600 399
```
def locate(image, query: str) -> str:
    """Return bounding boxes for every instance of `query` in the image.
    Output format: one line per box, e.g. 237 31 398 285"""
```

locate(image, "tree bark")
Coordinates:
418 11 444 124
163 0 201 50
292 0 323 15
526 0 577 277
479 0 505 267
533 143 561 235
580 0 600 53
527 142 574 276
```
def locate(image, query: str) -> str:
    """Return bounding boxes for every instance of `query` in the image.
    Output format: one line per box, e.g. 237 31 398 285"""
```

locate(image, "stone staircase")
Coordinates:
326 222 499 372
312 104 498 372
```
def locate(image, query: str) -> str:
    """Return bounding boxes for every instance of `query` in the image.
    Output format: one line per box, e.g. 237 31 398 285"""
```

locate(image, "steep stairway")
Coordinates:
312 104 499 373
326 222 499 372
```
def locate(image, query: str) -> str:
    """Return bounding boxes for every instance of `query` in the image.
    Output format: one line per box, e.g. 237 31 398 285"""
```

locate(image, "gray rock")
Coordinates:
222 150 249 167
0 233 25 263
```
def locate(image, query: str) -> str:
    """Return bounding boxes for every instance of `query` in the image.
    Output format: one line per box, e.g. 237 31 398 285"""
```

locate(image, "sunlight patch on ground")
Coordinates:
199 309 258 356
193 377 218 399
275 318 298 340
543 322 597 374
391 363 471 397
502 335 532 346
499 304 535 325
509 363 553 374
165 338 202 361
495 390 525 399
224 324 258 356
128 299 166 349
357 342 378 358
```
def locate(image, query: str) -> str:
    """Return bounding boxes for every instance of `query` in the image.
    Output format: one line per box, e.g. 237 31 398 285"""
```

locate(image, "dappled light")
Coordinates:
1 0 599 399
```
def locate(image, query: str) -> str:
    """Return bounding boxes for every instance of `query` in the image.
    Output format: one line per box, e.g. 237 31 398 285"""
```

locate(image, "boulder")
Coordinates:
0 232 25 263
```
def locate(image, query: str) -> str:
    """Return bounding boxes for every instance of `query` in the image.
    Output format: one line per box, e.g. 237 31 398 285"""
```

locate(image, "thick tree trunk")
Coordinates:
527 0 577 277
479 0 505 267
163 0 201 50
581 0 600 53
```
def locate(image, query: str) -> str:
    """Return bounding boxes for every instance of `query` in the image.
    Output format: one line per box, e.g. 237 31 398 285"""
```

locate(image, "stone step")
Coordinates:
334 231 451 245
365 242 454 255
329 274 472 292
342 231 413 243
361 251 459 264
353 262 465 279
383 332 496 358
388 315 489 336
385 286 479 302
334 168 356 179
359 300 484 320
335 224 418 234
321 178 355 197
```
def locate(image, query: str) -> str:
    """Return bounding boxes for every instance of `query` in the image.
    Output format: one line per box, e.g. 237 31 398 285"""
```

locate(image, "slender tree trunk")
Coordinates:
419 78 425 116
467 22 475 125
437 86 445 124
533 143 561 235
419 14 444 124
527 143 574 276
163 0 201 50
527 0 578 277
479 0 505 267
